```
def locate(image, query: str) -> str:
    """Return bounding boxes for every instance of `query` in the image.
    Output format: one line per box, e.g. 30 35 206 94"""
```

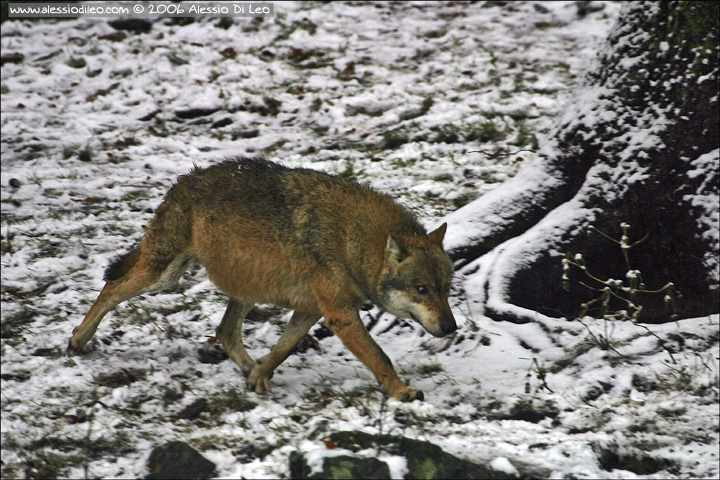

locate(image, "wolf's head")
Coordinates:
376 223 457 337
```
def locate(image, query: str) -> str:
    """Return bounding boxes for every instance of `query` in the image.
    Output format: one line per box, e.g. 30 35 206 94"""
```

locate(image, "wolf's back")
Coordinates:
178 157 425 242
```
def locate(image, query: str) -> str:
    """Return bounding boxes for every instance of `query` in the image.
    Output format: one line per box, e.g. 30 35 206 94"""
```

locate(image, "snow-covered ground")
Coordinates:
2 1 718 478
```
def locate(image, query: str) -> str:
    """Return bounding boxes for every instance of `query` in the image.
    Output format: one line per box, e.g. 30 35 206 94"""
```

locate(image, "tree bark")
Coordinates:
445 1 719 324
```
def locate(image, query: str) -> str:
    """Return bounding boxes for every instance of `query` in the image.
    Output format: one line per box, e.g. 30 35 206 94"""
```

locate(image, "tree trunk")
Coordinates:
445 1 719 324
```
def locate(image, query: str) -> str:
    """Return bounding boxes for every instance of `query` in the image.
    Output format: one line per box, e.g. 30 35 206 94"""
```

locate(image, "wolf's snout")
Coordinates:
438 300 457 336
441 321 457 335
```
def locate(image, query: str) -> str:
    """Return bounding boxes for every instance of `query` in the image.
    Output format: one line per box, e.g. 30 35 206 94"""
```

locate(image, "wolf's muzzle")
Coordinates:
441 321 458 335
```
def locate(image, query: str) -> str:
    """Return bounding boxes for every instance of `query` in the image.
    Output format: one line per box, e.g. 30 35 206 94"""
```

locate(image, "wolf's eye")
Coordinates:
416 286 429 295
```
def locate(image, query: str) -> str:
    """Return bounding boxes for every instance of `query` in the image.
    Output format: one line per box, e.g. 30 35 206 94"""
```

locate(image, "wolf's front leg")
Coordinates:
325 311 423 402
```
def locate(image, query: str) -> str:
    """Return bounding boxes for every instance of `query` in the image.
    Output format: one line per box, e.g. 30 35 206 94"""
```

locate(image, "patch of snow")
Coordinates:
490 456 519 476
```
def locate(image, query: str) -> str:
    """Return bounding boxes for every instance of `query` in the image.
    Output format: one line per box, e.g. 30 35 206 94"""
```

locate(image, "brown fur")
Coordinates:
68 158 456 401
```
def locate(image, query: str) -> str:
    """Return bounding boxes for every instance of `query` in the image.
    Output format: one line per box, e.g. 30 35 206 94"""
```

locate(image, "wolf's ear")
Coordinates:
427 223 447 247
386 235 409 264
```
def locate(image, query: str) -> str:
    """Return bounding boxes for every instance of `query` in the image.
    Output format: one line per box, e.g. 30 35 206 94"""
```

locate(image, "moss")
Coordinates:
668 2 719 62
77 145 93 162
381 131 410 150
432 125 461 144
95 368 147 388
0 307 35 346
503 397 559 423
206 389 258 416
23 451 85 480
62 144 78 159
417 362 444 376
465 121 507 143
263 138 288 153
452 191 480 209
66 57 86 69
596 445 678 475
310 97 323 112
516 124 539 150
338 160 357 180
262 96 282 116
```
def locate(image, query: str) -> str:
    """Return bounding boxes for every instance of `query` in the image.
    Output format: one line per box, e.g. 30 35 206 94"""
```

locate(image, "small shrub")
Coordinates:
77 145 93 162
563 222 681 358
563 223 681 323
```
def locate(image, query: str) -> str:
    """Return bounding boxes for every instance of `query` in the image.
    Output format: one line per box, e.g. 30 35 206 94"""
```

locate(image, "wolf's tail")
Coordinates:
102 180 193 283
104 247 141 282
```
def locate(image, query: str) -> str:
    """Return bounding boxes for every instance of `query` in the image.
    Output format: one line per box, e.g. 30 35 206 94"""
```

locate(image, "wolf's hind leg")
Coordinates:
216 298 256 378
247 311 320 394
67 250 192 356
69 189 194 356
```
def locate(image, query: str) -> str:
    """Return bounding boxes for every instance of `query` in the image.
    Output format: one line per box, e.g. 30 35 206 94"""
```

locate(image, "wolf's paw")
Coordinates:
246 364 273 394
396 387 424 402
66 337 84 357
66 339 80 357
239 361 257 380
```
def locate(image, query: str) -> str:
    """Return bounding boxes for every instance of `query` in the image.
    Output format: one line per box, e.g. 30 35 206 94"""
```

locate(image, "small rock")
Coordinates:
110 68 133 79
496 397 559 424
66 57 87 69
432 173 454 182
346 103 389 117
1 53 25 66
219 47 238 59
9 178 22 188
0 372 31 382
197 344 228 364
299 145 317 155
35 50 61 62
98 31 128 42
424 29 447 39
289 451 391 480
176 398 207 420
32 347 61 358
236 128 260 139
166 52 189 66
147 441 217 479
140 110 160 122
576 1 605 17
95 368 146 388
211 117 234 129
109 18 153 33
175 107 222 120
595 444 677 475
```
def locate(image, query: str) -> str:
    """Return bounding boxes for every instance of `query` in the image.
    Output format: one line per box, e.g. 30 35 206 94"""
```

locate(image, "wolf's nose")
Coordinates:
441 322 457 335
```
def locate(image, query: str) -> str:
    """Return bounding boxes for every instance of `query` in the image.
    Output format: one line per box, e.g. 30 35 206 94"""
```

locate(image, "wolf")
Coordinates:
67 158 456 402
